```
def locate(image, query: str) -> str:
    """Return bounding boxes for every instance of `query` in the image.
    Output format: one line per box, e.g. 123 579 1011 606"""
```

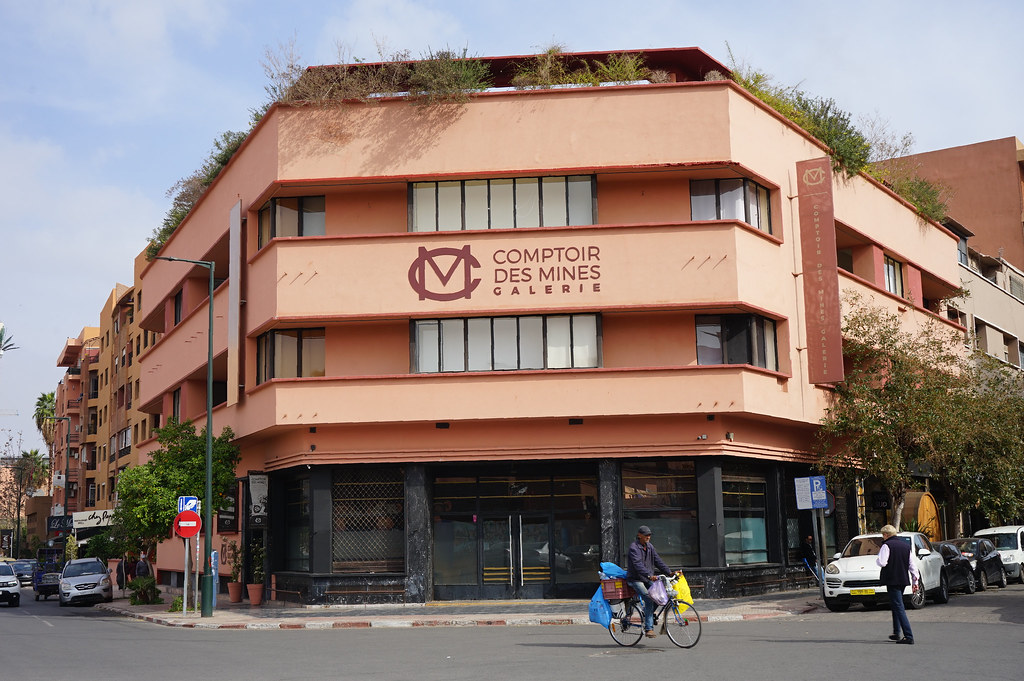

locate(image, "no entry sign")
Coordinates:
173 510 202 538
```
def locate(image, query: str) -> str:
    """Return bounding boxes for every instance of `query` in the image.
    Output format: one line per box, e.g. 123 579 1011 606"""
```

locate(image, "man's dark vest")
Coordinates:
880 536 912 587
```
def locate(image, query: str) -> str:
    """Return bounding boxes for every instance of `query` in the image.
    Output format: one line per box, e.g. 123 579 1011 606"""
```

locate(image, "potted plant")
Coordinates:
246 539 265 606
226 540 243 603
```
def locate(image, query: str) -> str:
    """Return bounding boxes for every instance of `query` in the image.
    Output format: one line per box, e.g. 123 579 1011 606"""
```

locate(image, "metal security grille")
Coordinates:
332 468 404 573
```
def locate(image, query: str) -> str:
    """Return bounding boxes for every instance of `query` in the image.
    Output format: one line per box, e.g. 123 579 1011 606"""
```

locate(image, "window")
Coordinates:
957 236 969 266
413 314 600 373
690 178 772 234
258 196 326 248
411 176 594 232
695 315 778 371
256 328 326 383
621 461 699 567
1010 274 1024 300
883 256 904 297
723 474 767 564
172 388 181 421
284 477 310 571
332 467 404 573
173 289 183 325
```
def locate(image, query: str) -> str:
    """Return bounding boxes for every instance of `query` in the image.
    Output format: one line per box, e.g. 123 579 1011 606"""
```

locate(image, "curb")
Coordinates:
97 602 820 630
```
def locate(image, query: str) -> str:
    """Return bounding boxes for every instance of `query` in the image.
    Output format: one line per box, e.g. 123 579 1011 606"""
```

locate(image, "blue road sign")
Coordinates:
178 496 200 513
809 475 829 509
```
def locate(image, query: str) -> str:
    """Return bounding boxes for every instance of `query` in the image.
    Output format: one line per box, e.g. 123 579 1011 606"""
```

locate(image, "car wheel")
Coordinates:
12 595 19 607
59 597 66 608
933 572 950 604
906 587 926 610
824 597 849 612
964 571 977 594
997 568 1008 588
34 593 39 601
977 569 988 591
1019 565 1024 585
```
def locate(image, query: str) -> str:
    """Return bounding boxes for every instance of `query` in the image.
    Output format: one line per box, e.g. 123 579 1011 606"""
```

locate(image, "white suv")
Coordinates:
0 562 22 607
974 526 1024 584
823 532 948 612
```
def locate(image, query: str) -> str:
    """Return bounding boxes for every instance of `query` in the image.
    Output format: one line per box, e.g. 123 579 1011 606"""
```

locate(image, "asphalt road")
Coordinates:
1 584 1021 681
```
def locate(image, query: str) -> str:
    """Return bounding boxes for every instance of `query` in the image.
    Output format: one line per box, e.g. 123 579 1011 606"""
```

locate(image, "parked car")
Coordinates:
564 544 601 574
59 557 113 607
823 531 948 612
11 560 35 587
947 537 1007 590
0 562 21 607
933 541 976 594
974 525 1024 584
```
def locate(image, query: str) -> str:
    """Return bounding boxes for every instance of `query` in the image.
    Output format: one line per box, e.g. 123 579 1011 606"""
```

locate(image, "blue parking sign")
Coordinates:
178 496 200 513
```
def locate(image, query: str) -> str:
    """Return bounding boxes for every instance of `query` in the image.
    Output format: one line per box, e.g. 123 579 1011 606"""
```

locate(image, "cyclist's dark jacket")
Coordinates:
626 540 672 586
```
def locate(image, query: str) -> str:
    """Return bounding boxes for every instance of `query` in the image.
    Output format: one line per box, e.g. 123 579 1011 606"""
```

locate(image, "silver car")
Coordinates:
0 562 21 607
59 557 113 606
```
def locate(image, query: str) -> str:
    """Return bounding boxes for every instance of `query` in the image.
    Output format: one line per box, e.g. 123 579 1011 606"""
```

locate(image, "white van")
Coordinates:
974 525 1024 584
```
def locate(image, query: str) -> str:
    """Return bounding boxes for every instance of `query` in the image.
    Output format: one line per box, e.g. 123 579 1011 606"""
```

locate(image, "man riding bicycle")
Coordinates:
626 525 674 638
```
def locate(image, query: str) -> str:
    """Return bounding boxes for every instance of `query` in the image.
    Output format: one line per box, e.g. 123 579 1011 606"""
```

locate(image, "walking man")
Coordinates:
876 525 919 645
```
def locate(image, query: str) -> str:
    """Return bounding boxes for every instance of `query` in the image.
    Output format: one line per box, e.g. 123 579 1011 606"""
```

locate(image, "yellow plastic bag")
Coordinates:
673 572 693 613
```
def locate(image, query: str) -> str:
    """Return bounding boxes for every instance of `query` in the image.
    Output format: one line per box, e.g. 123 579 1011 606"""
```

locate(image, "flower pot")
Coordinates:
227 581 243 603
246 583 264 606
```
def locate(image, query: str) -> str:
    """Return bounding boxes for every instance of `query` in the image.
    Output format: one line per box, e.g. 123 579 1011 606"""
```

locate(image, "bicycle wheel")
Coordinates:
664 600 702 648
608 599 645 647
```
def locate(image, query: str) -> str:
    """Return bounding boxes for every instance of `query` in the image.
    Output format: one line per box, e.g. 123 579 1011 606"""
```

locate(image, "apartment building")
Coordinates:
54 327 100 523
137 48 962 601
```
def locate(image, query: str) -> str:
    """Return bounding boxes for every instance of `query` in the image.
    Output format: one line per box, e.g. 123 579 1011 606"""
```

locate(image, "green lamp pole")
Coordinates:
156 255 216 617
46 416 72 546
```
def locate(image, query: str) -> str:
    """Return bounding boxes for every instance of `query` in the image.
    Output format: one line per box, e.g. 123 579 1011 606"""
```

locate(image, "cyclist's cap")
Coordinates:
637 525 652 536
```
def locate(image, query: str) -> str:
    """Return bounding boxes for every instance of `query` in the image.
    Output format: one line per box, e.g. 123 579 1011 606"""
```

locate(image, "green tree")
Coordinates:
0 323 18 357
33 391 55 457
817 293 970 527
112 419 240 555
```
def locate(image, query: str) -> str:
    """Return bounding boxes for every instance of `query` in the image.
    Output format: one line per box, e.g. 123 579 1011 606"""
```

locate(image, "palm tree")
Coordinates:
0 322 17 358
34 392 56 456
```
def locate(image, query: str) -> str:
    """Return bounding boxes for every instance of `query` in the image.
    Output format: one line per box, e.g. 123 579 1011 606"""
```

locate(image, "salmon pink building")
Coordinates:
137 48 962 602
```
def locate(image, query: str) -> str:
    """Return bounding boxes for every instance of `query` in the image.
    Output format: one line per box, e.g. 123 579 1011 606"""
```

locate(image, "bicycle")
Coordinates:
608 574 702 648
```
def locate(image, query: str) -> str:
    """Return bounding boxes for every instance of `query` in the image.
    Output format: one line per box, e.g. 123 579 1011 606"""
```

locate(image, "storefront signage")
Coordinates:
248 473 268 528
409 243 603 301
217 484 238 533
47 514 74 532
73 509 114 529
796 158 843 384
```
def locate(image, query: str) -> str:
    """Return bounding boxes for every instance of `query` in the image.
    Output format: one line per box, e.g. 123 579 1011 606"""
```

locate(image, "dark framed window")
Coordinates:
173 289 183 325
883 255 904 297
411 176 595 232
258 196 326 248
332 467 404 574
413 314 599 373
621 461 699 567
171 388 181 421
723 474 768 564
284 477 310 571
690 178 772 234
696 314 778 371
256 329 326 384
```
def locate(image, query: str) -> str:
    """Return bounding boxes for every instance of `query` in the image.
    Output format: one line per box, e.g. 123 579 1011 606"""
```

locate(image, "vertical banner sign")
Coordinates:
0 529 11 555
796 158 844 384
217 483 238 533
248 473 269 528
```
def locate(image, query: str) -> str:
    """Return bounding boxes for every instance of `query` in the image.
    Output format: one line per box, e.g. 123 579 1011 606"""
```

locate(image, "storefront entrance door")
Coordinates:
481 515 550 599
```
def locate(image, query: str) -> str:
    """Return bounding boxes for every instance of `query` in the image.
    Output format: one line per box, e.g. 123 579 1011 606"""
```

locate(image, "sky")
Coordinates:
1 0 1022 454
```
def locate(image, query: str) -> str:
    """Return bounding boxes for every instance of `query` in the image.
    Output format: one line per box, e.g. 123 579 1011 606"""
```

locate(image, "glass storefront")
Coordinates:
432 464 599 598
621 460 699 566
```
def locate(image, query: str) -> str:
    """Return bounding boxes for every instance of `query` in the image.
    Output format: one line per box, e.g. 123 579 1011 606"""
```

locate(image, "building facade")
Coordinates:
136 48 962 601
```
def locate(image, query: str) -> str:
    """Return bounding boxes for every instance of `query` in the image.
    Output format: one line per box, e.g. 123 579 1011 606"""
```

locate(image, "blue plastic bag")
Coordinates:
600 561 627 578
589 586 612 628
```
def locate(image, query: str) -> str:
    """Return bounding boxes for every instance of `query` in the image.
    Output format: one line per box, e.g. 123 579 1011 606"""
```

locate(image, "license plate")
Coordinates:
850 588 875 596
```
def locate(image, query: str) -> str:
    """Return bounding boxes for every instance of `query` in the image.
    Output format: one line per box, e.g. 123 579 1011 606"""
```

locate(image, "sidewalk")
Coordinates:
95 588 825 630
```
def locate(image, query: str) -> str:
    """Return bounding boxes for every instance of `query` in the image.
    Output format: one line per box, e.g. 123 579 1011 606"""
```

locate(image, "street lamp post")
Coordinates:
155 256 215 618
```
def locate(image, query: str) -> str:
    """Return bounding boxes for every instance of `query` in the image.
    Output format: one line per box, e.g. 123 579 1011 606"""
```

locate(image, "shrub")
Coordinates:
127 576 162 605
